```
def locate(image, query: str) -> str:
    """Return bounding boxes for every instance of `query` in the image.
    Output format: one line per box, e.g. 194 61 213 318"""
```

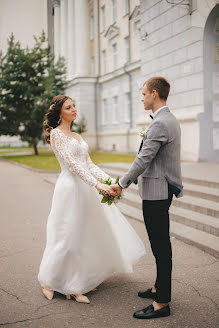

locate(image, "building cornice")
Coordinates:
99 60 141 84
104 24 120 41
129 5 140 22
67 76 98 87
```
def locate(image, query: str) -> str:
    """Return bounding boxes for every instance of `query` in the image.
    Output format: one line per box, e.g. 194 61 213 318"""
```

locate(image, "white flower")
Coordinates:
139 128 147 138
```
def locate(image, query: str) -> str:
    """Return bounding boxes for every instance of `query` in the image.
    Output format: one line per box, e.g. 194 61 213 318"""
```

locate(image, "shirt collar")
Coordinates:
150 105 167 119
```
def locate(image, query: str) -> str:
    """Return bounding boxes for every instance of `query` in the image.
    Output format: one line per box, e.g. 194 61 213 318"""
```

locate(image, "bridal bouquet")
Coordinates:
99 176 122 205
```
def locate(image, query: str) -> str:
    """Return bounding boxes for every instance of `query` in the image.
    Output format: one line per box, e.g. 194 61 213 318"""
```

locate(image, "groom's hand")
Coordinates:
96 182 116 196
110 184 122 197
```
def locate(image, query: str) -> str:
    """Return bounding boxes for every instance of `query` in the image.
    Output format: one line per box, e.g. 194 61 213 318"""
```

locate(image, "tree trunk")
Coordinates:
33 141 38 155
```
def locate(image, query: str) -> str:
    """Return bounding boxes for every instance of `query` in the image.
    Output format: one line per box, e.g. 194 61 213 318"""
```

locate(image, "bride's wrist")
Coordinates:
95 182 100 189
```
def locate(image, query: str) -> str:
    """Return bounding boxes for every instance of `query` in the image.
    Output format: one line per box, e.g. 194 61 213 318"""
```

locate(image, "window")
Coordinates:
112 96 118 123
123 0 129 15
90 16 94 40
112 43 117 70
124 37 130 63
101 50 106 75
91 56 95 75
124 92 131 122
100 5 105 32
111 0 116 23
101 99 107 125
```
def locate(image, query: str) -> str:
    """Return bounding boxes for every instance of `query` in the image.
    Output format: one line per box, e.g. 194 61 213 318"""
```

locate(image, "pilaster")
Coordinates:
54 0 60 61
74 0 90 76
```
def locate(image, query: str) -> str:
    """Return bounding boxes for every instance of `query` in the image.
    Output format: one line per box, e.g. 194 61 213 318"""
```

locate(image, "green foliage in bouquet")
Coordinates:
99 176 121 206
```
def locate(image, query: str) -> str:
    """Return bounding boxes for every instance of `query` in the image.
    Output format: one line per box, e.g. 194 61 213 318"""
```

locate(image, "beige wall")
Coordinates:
98 0 140 75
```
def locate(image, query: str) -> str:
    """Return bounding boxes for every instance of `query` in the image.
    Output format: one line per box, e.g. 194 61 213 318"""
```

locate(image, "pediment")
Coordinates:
129 5 140 21
104 24 120 41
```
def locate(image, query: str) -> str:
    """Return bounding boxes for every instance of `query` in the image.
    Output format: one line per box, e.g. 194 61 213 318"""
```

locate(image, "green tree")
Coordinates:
0 32 67 155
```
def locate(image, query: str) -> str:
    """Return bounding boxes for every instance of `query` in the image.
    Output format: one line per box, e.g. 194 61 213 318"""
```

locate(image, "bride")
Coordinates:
38 95 145 304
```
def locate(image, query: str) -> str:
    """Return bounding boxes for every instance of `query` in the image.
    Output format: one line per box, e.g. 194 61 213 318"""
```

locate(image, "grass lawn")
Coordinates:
0 147 31 155
0 146 29 149
1 149 136 171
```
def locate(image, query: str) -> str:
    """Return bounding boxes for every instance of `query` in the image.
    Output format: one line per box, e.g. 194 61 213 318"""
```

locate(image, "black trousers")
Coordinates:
142 191 173 303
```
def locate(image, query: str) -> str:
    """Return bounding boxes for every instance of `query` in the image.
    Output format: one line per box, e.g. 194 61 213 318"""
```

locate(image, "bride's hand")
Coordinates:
95 183 116 196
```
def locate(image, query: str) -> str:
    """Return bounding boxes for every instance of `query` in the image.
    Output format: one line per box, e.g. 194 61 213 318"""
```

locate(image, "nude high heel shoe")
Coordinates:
66 294 90 304
42 287 54 300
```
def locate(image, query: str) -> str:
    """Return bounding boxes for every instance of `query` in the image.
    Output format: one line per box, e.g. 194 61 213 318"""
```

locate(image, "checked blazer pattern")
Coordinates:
120 107 183 200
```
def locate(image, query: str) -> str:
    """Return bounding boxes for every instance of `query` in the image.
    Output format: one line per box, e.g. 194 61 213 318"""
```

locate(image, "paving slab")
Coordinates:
0 159 218 328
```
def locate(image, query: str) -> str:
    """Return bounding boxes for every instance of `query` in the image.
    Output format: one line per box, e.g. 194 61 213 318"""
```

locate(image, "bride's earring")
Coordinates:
58 117 61 125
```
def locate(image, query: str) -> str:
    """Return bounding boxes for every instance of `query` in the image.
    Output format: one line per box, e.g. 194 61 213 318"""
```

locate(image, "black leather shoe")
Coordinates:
133 304 170 319
138 288 156 299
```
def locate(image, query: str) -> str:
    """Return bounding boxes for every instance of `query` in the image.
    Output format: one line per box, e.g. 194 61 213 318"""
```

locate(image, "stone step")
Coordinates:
170 221 219 259
172 195 219 218
182 176 219 189
120 190 219 236
170 206 219 237
117 202 219 259
122 188 219 219
99 163 219 189
182 182 219 202
101 166 219 203
44 174 219 257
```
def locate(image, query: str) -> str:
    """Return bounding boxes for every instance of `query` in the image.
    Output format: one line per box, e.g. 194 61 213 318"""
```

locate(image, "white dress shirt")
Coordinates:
150 105 167 119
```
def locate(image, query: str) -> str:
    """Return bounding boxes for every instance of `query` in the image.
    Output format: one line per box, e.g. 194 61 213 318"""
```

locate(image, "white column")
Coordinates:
93 0 99 76
54 1 60 61
60 0 67 59
74 0 90 76
67 0 74 79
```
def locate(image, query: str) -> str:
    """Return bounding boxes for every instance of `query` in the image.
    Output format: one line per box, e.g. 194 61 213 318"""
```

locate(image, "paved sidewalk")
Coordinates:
0 160 218 328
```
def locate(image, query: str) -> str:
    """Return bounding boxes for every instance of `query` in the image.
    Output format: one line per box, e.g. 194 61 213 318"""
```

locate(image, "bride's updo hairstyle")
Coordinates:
43 95 72 144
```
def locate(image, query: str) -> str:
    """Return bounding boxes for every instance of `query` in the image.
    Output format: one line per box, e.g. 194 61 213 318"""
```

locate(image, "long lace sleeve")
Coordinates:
86 154 113 182
50 129 98 188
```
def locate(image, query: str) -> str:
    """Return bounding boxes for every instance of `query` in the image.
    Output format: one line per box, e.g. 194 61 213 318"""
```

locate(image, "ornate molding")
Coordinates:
104 24 120 41
129 5 140 22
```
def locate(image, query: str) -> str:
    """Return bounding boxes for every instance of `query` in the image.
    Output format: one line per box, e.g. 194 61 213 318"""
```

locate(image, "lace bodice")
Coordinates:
50 128 111 187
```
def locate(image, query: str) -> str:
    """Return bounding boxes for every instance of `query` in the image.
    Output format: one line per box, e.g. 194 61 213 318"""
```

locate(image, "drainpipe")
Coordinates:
94 0 100 150
124 0 133 152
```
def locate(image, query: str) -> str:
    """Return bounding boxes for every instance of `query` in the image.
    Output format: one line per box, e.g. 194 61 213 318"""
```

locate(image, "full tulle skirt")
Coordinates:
38 170 145 295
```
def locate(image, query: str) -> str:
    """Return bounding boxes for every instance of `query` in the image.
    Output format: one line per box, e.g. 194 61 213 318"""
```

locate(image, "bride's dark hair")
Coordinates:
43 95 73 144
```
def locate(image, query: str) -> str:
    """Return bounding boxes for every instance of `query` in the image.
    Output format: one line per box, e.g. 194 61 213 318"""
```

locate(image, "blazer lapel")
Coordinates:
138 140 143 154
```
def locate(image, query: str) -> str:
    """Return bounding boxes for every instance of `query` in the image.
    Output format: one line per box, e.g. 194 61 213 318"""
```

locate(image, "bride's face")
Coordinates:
60 99 77 123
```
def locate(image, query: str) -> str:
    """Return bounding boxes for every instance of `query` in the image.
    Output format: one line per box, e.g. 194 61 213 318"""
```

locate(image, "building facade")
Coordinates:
53 0 142 154
0 0 219 161
139 0 219 162
53 0 219 162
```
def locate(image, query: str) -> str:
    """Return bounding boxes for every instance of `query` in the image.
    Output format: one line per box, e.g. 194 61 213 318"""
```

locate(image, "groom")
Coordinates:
111 77 183 319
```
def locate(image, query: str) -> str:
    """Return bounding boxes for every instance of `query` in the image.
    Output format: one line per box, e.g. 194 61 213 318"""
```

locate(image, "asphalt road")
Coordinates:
0 159 218 328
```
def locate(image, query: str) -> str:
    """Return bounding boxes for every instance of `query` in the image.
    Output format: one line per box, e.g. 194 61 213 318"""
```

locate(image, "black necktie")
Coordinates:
150 114 153 119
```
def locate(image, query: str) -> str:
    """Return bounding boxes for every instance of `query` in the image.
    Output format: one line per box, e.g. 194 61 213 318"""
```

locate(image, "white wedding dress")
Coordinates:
38 128 145 295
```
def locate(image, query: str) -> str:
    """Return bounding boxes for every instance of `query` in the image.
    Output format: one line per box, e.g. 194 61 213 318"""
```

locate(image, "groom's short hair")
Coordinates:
144 77 170 100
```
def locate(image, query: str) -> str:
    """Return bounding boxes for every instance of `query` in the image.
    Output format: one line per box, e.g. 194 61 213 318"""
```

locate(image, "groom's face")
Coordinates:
141 85 154 111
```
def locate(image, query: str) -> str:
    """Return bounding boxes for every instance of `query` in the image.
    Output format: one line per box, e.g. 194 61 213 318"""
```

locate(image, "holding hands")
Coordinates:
96 182 116 196
109 184 123 197
95 177 123 205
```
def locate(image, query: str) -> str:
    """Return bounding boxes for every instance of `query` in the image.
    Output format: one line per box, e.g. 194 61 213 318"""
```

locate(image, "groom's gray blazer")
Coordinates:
120 107 183 200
